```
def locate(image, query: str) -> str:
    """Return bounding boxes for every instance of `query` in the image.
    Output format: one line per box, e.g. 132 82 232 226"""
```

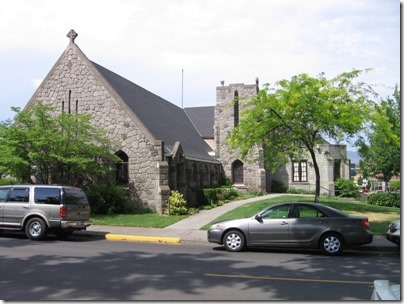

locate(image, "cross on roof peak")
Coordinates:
67 29 78 43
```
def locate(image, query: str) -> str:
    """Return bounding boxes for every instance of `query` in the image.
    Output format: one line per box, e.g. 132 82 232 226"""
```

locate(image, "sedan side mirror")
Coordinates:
255 214 263 221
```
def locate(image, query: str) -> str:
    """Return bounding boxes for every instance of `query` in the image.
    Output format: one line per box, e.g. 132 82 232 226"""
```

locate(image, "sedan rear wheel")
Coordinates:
320 233 344 256
223 230 245 252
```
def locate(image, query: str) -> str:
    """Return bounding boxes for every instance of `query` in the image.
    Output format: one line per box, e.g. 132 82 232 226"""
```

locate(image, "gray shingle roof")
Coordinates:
184 106 214 139
91 61 217 162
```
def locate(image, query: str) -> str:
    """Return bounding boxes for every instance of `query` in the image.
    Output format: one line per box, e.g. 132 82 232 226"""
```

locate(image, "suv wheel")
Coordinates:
25 218 47 240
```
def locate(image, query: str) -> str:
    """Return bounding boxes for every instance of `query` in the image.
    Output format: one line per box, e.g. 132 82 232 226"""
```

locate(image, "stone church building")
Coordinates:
25 30 350 213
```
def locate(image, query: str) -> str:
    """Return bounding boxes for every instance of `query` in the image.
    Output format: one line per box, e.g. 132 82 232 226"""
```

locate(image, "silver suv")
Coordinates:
0 185 92 240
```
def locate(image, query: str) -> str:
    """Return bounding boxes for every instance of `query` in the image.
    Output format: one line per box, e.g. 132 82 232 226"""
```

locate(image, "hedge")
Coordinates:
367 192 400 208
197 186 240 208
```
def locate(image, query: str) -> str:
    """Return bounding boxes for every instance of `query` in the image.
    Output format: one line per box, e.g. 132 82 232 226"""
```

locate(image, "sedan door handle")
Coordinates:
22 206 29 209
319 221 328 224
280 221 288 225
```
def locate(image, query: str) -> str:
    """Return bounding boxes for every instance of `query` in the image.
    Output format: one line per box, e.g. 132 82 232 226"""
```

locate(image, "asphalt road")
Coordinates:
0 232 400 301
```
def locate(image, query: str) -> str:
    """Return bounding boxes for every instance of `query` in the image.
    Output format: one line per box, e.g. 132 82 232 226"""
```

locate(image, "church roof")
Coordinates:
91 62 217 162
184 106 214 139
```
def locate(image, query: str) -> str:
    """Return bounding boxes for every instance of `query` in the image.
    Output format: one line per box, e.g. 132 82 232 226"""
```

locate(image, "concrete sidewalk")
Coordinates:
80 194 399 252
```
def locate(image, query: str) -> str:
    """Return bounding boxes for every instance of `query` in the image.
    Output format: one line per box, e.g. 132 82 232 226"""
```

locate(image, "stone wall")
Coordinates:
27 44 166 211
215 82 266 192
271 144 350 195
167 142 222 210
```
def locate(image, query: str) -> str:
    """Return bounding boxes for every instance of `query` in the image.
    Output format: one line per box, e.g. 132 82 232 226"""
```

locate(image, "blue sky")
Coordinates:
0 0 400 146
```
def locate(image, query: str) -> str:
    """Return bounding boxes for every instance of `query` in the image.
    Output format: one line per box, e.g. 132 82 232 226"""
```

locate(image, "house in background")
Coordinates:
24 30 350 213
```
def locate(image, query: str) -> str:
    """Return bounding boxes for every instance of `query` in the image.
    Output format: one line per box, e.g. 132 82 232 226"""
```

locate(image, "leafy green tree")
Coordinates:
228 70 375 203
357 86 400 183
0 102 120 186
390 180 400 192
334 178 360 197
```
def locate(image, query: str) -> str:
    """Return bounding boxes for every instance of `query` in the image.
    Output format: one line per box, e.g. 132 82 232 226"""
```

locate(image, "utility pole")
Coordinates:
181 69 184 109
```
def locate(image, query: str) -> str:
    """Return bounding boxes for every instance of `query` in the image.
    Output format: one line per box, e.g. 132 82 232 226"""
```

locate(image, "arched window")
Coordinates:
234 90 239 127
115 151 129 185
232 159 244 184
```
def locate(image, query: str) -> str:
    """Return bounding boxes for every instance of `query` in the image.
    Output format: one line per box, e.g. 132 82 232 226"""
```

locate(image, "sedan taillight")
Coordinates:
362 219 369 230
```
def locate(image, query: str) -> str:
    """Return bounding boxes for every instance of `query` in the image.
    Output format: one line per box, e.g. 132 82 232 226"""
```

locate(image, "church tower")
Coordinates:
214 79 267 192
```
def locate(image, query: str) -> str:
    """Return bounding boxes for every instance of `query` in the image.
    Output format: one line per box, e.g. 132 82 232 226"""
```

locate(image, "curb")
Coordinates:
82 231 399 253
85 231 400 253
105 233 181 244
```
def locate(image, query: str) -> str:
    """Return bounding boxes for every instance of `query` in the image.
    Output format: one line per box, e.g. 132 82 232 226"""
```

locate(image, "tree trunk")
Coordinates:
313 161 320 203
307 146 320 203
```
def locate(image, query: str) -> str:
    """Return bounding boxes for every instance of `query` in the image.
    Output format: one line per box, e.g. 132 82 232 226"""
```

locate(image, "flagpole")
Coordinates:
181 69 184 109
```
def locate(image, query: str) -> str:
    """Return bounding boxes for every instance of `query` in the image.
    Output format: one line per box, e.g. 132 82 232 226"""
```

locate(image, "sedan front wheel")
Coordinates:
223 230 245 252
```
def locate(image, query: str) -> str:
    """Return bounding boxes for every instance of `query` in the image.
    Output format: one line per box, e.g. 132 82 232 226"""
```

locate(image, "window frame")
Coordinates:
292 160 308 182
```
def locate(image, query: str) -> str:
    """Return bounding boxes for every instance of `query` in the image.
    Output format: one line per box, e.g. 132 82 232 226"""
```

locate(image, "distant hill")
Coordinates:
347 150 361 164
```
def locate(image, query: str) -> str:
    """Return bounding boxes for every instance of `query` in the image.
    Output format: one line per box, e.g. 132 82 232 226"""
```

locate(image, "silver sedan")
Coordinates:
207 202 373 255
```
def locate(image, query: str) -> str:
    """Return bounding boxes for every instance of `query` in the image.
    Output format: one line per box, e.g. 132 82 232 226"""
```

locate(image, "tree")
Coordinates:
228 70 375 203
357 86 400 183
0 102 120 186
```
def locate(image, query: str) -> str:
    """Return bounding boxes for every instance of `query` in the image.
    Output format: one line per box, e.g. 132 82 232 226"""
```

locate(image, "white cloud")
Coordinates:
0 0 400 120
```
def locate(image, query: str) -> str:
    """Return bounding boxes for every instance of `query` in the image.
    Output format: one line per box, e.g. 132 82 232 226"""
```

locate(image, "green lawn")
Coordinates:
91 213 187 228
92 195 400 235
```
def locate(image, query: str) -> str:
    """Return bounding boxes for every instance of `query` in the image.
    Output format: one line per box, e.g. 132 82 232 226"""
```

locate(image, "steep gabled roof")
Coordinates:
184 106 214 139
91 62 217 162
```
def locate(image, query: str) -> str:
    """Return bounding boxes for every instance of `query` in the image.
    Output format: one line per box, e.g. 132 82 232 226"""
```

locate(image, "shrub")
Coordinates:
165 190 188 215
287 188 315 195
199 188 217 206
197 186 240 208
334 178 360 198
367 192 400 208
219 186 240 201
85 183 133 215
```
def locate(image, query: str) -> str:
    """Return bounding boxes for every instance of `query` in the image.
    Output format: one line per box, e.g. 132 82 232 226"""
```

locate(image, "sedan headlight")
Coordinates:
209 223 223 230
389 221 400 232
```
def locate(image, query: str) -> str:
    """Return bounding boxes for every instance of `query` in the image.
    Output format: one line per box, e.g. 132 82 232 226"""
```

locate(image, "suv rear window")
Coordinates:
63 187 89 206
34 187 61 205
